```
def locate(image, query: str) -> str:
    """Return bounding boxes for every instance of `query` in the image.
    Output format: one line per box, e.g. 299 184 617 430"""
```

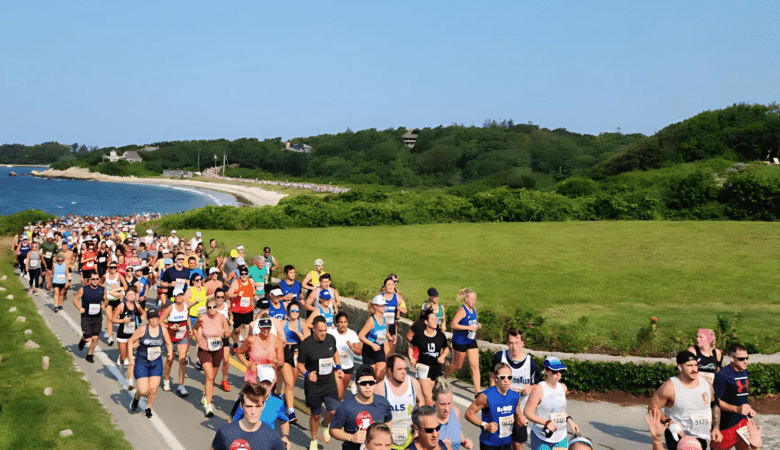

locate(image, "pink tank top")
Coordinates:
198 314 225 351
245 336 276 383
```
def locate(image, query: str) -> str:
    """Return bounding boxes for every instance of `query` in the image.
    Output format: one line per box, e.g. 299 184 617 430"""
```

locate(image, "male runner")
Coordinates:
373 354 424 450
330 364 393 450
712 344 756 450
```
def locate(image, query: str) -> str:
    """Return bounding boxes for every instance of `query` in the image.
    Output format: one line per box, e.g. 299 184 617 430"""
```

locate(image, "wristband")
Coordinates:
543 420 551 428
661 418 671 425
336 364 342 370
566 416 572 421
480 422 487 431
305 371 311 379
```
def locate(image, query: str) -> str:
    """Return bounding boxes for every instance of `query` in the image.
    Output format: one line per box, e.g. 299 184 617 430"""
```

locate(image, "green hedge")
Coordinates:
459 351 780 395
0 210 55 236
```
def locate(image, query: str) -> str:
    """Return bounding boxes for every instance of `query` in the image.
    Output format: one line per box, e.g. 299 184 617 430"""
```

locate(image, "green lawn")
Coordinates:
182 221 780 353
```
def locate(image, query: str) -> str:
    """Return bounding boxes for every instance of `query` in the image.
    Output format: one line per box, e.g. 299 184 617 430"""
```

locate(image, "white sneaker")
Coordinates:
204 403 214 417
116 356 122 367
177 385 188 397
123 358 129 365
163 379 171 391
201 395 207 407
107 336 114 346
128 378 135 390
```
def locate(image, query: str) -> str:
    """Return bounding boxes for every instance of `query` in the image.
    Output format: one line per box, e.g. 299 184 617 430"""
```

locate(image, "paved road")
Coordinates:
24 276 780 450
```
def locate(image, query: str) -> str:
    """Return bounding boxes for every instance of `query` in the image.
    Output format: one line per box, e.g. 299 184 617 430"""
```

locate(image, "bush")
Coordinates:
0 210 56 236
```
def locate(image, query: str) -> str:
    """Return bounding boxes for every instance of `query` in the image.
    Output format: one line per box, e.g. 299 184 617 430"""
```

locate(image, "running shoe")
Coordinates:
232 343 238 354
309 439 318 450
221 379 231 392
320 421 331 443
78 339 86 351
53 306 59 313
130 396 139 411
128 378 135 390
116 356 122 367
163 379 171 391
107 336 114 346
177 385 188 398
85 354 94 363
205 403 214 418
145 408 153 418
287 411 297 424
195 360 202 370
201 395 207 407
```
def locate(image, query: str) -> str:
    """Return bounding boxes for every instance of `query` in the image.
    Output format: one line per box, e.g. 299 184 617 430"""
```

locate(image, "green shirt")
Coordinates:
247 265 268 295
40 241 59 260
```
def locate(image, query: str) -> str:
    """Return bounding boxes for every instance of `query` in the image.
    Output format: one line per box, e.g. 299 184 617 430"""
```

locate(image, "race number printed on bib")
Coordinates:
416 363 430 380
376 330 387 344
384 311 395 325
339 350 350 365
147 347 161 361
86 261 95 269
550 412 567 427
175 328 187 340
467 320 477 340
736 425 752 445
392 429 408 445
45 252 53 259
499 415 514 438
691 414 711 435
319 357 334 375
55 273 66 283
88 303 101 315
124 321 136 333
207 337 223 351
98 257 106 263
240 296 251 308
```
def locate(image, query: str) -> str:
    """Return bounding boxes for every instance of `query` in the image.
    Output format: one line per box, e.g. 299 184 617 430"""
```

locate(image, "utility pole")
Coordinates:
197 149 200 174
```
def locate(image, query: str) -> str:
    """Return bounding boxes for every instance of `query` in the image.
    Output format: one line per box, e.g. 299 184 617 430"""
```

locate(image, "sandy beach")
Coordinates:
32 167 287 207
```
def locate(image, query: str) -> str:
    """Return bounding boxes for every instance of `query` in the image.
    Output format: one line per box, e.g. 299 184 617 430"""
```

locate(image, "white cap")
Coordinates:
195 231 202 237
270 288 283 297
172 286 185 296
314 259 324 266
257 365 276 383
237 257 246 266
209 267 219 274
236 245 244 250
146 229 153 234
171 230 176 234
371 294 387 306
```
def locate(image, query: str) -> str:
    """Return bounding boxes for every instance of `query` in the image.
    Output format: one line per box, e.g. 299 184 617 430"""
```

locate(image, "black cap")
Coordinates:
354 364 376 380
676 350 697 365
147 309 160 319
427 287 439 297
256 298 270 310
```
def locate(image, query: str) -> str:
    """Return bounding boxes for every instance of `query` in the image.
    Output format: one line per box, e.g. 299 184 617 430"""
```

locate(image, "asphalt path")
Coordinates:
24 275 780 450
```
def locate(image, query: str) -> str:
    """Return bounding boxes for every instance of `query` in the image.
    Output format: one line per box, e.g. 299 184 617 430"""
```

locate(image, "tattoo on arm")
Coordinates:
711 401 720 430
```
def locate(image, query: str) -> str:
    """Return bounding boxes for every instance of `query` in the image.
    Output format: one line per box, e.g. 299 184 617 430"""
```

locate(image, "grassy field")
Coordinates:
0 239 132 449
180 221 780 353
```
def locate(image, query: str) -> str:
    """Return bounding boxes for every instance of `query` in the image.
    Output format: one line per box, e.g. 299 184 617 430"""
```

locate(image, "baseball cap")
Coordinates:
209 267 219 275
146 229 153 234
257 365 276 383
147 309 160 319
195 231 202 237
677 436 703 450
163 258 173 265
172 286 185 296
230 249 238 258
270 288 283 297
543 357 567 371
236 257 246 266
371 294 386 306
427 287 439 297
319 289 332 301
236 245 244 250
170 230 176 234
676 350 698 365
314 258 324 266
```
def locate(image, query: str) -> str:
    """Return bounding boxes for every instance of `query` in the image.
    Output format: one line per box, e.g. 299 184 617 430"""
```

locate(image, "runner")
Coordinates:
51 253 70 312
262 246 279 293
688 328 723 384
229 366 291 448
25 241 45 295
209 383 285 450
14 233 30 278
297 315 344 450
127 309 174 418
213 288 233 391
444 289 482 395
236 315 283 386
328 312 361 401
712 344 756 450
102 262 128 346
422 287 446 331
226 265 256 352
130 266 150 309
330 364 393 450
267 288 288 321
379 277 406 357
374 355 424 450
490 329 541 450
159 252 191 306
301 259 325 297
282 301 308 423
73 272 107 363
648 350 721 450
409 309 450 405
248 255 268 299
523 357 579 450
160 287 192 397
433 378 473 450
194 296 232 417
365 423 393 450
409 405 450 450
204 267 223 296
41 233 59 291
113 287 145 390
466 363 525 450
305 273 342 312
185 272 209 331
306 288 337 329
359 295 393 382
279 265 303 304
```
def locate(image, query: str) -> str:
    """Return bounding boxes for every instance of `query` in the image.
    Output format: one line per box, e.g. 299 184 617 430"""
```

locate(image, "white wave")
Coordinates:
143 184 238 207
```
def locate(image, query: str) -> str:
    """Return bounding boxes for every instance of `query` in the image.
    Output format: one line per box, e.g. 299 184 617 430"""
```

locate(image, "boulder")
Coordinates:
8 307 16 313
15 316 26 323
6 294 13 300
59 429 73 437
24 340 39 350
0 275 7 281
44 387 53 396
42 356 49 370
0 287 6 291
24 329 32 335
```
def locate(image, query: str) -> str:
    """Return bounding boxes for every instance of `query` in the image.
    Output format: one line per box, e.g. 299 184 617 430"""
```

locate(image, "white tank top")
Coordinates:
384 378 415 446
531 381 567 443
105 273 122 301
168 304 189 323
500 351 533 409
217 303 230 320
664 377 712 441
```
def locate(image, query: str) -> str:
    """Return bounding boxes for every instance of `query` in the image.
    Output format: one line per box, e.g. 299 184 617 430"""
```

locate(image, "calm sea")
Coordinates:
0 166 238 217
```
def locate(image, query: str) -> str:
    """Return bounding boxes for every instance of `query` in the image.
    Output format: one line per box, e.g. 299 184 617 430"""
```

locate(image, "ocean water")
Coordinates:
0 166 238 217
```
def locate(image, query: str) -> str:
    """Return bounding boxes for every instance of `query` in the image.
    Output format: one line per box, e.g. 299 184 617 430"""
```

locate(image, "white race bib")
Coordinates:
550 412 567 427
176 278 186 285
376 329 387 344
384 311 395 326
147 347 161 361
736 425 751 445
98 257 106 263
416 363 430 380
318 357 334 375
240 296 251 308
45 252 53 259
391 429 408 445
691 413 711 436
175 327 187 339
499 415 514 438
124 320 136 333
467 319 477 340
55 273 66 283
88 303 100 315
207 337 223 351
339 350 350 365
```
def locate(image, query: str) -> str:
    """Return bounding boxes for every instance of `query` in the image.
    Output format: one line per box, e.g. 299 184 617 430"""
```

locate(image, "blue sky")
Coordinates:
1 1 777 148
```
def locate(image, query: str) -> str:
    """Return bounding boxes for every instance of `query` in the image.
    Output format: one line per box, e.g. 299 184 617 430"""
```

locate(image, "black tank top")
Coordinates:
695 347 722 374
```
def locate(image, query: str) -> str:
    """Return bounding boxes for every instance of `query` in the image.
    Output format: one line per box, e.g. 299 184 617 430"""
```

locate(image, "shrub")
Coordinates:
0 210 56 236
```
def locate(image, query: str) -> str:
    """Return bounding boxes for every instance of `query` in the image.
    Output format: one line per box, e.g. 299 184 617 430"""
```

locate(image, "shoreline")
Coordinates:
32 167 286 207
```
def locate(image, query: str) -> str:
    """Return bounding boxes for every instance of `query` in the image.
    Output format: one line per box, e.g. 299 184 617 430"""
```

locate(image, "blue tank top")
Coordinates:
53 262 68 284
452 304 477 346
439 408 462 450
366 315 387 344
318 303 334 327
284 320 303 344
269 301 287 320
137 325 165 361
19 243 30 257
384 292 398 325
479 386 520 447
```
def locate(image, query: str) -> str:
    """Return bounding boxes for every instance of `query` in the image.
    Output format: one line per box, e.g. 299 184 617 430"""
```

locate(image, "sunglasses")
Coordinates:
496 375 512 381
109 267 117 270
420 425 441 434
90 278 100 281
194 278 202 282
289 309 300 313
548 370 564 374
215 296 225 299
240 272 249 275
734 356 749 362
357 380 377 387
175 258 184 261
207 305 218 310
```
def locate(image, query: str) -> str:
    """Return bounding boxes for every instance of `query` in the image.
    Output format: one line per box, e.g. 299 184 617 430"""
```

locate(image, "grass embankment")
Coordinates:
181 221 780 354
0 239 132 449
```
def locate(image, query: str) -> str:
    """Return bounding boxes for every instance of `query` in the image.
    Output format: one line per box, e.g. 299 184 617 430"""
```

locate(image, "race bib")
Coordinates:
147 347 161 361
175 327 187 340
339 350 350 365
550 412 567 426
124 320 136 333
384 311 395 326
376 329 387 344
240 296 251 308
86 261 95 269
207 337 223 351
176 278 186 285
45 252 52 259
98 257 106 263
467 319 477 340
55 273 66 283
691 413 711 435
736 425 752 446
88 303 100 315
699 372 715 384
499 415 514 438
391 429 408 445
319 357 334 375
416 363 430 380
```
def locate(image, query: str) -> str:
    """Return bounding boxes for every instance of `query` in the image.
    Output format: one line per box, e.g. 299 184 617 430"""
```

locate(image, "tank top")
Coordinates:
244 337 276 383
82 250 96 270
439 410 462 450
500 351 535 409
695 347 722 382
423 302 444 327
268 301 287 320
53 262 68 284
137 325 165 361
366 315 387 344
452 304 477 346
198 314 225 352
18 243 31 257
230 280 254 314
81 285 105 316
309 270 320 287
216 302 230 320
166 303 189 343
664 377 712 441
105 273 122 301
479 386 521 447
117 301 141 338
531 382 567 443
384 292 398 326
318 303 335 327
385 378 415 449
28 251 41 270
97 250 109 266
284 320 303 344
188 285 209 317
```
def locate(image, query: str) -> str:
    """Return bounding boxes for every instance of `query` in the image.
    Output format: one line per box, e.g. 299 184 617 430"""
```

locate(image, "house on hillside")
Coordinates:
106 150 144 163
402 128 420 148
285 141 313 153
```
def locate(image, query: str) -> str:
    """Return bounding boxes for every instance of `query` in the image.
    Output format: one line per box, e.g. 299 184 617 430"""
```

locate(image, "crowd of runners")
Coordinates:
11 216 765 450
